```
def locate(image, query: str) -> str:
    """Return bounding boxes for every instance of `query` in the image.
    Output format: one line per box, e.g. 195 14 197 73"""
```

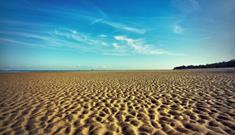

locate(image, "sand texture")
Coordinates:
0 70 235 135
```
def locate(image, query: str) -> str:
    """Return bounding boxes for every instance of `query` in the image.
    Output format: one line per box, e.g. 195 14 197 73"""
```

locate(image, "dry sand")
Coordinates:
0 70 235 135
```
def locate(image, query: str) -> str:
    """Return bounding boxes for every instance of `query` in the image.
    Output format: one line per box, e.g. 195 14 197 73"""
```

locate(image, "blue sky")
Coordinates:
0 0 234 70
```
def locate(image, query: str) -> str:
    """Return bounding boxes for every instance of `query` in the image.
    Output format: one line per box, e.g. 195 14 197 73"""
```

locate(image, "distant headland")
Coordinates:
174 59 235 70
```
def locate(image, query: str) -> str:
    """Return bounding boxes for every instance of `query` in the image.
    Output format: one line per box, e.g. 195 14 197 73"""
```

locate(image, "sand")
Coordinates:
0 70 235 135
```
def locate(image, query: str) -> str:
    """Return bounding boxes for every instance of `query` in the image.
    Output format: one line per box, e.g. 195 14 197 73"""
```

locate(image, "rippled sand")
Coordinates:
0 70 235 135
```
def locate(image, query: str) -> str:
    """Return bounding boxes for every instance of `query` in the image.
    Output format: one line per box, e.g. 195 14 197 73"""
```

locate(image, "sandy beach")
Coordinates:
0 70 235 135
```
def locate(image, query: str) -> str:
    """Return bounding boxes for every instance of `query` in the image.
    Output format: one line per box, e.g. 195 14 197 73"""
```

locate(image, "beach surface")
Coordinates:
0 70 235 135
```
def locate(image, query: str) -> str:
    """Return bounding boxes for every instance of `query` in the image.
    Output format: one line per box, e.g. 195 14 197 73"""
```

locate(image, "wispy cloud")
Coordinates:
90 18 104 25
1 3 146 35
114 35 178 55
1 26 182 56
51 30 182 56
0 37 44 48
172 0 200 14
98 34 108 38
49 29 126 55
90 18 146 34
112 43 122 49
102 52 128 56
0 31 52 41
173 25 183 34
84 0 108 18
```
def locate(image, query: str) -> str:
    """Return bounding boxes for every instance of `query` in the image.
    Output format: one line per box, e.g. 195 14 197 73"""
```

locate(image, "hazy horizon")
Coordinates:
1 0 235 70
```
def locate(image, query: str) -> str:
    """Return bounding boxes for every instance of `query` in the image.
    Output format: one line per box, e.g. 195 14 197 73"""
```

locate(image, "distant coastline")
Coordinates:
0 70 85 73
0 69 169 73
174 59 235 70
1 60 235 73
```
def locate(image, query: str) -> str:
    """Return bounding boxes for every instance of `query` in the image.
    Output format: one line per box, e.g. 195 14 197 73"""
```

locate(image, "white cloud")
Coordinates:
112 43 122 49
0 37 44 47
172 0 200 13
102 52 128 56
173 25 183 34
52 30 112 49
90 18 104 25
0 31 52 41
114 35 172 55
114 35 135 44
114 35 124 40
52 29 92 44
104 20 146 34
70 29 77 34
98 34 107 38
101 41 107 46
90 18 146 34
1 26 182 56
86 0 108 18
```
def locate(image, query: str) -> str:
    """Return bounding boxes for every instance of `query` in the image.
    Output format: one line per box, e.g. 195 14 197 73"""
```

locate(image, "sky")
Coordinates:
0 0 235 70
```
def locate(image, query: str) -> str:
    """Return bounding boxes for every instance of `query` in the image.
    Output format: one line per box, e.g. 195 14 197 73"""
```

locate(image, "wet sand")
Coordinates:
0 70 235 135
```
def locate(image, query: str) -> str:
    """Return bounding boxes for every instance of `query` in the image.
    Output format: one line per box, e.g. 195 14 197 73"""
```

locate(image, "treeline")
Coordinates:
174 59 235 70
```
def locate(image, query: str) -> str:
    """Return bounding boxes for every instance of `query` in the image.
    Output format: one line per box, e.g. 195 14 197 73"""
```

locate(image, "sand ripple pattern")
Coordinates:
0 71 235 135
